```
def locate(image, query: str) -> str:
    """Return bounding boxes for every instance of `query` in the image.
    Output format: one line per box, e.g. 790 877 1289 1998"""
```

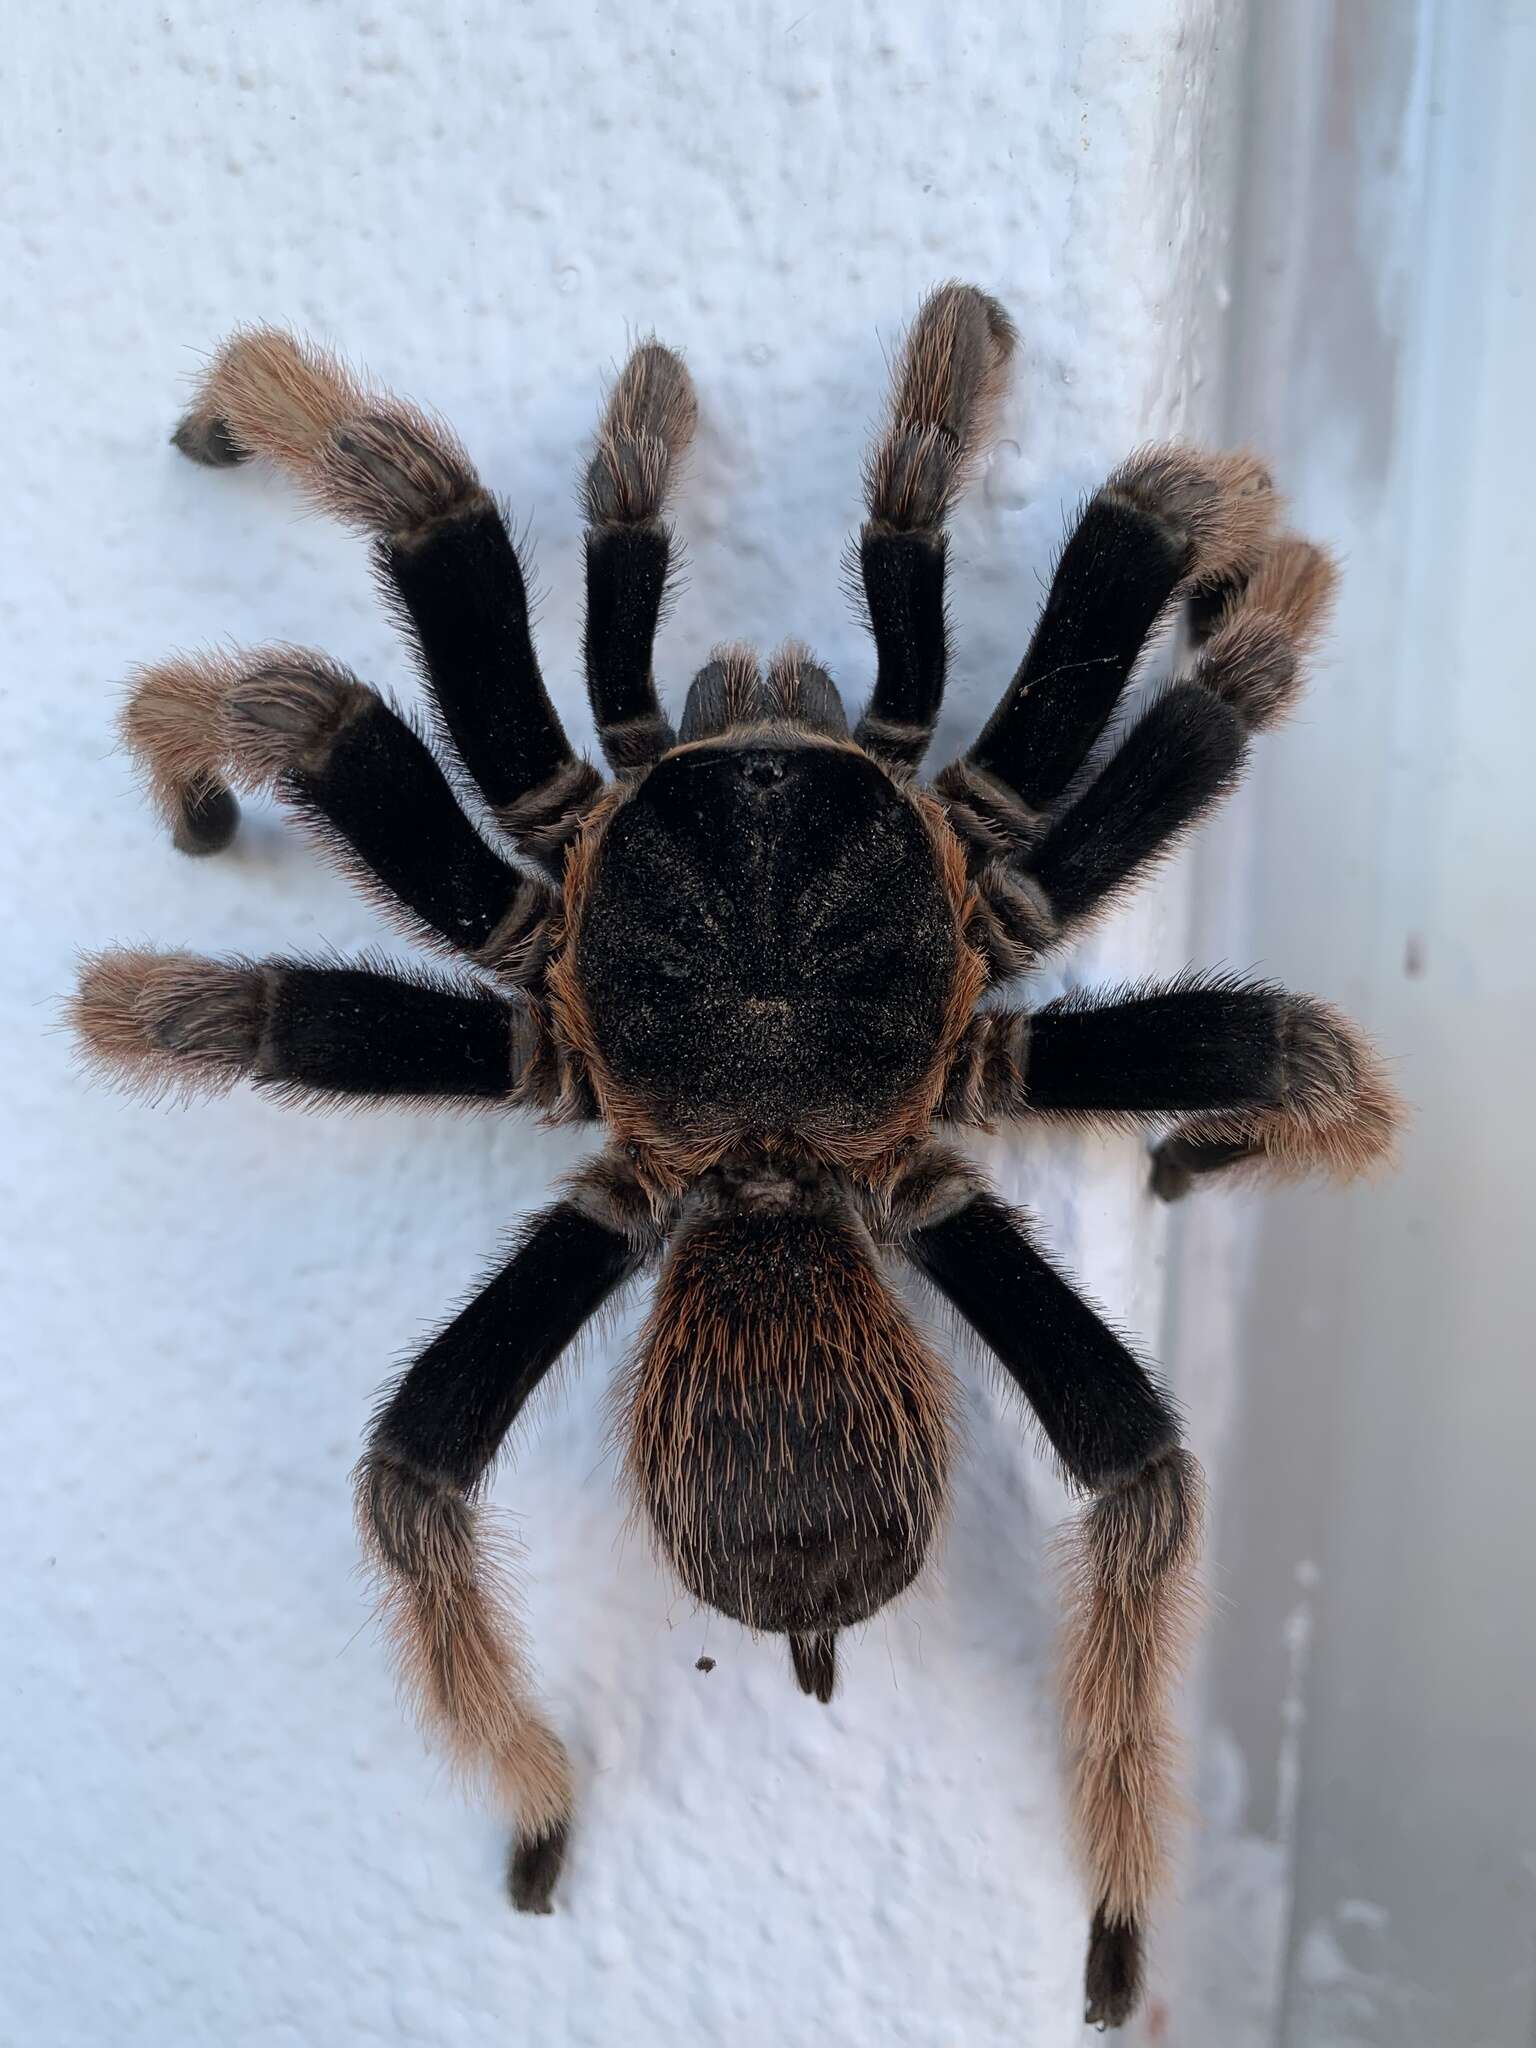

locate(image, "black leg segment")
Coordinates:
172 779 241 857
260 963 522 1102
1023 977 1286 1118
907 1193 1178 1490
120 648 552 978
72 949 541 1109
1022 683 1247 930
386 506 600 837
371 1202 643 1492
968 488 1193 808
854 530 950 770
583 524 673 766
290 681 547 963
1149 1132 1260 1202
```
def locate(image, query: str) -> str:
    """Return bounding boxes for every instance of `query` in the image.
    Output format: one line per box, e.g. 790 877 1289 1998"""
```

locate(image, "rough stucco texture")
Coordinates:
2 6 1235 2043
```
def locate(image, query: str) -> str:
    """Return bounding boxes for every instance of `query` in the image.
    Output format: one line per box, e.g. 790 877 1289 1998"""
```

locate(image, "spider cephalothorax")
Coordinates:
554 719 983 1172
73 286 1401 2028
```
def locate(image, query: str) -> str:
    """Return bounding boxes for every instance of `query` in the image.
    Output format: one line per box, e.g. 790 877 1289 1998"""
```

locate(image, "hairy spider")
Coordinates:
72 285 1401 2029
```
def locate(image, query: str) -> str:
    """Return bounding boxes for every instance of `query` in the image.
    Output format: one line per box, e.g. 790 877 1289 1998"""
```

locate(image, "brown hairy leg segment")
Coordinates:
173 325 484 538
1059 1448 1206 2028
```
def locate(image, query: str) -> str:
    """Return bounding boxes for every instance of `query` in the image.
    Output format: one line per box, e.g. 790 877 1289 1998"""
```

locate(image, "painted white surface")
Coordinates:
2 6 1245 2044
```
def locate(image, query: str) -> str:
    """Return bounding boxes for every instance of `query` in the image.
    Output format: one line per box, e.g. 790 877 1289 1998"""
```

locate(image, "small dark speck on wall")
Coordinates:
695 1656 716 1674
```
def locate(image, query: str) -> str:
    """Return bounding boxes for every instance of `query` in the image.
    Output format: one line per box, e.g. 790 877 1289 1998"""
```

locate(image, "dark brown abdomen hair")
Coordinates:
619 1206 958 1634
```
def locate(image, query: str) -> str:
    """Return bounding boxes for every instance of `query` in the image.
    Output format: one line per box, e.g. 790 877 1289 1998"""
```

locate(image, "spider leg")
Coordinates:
355 1155 660 1909
931 446 1283 974
1015 535 1339 951
71 949 589 1117
893 1150 1203 2030
937 443 1277 837
851 283 1017 773
582 338 696 772
123 648 554 983
173 327 602 870
942 977 1402 1194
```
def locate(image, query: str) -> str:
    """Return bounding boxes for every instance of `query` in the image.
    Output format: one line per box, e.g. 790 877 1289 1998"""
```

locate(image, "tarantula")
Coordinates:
73 285 1400 2028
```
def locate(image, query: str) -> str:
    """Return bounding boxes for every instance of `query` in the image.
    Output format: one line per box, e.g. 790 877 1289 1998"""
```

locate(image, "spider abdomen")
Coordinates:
618 1201 958 1635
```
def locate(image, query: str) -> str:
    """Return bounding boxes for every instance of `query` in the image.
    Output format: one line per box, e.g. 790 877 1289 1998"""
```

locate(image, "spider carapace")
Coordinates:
577 733 961 1130
74 283 1401 2027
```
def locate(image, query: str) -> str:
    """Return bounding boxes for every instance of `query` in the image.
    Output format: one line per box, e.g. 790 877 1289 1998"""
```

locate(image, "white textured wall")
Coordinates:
3 7 1242 2043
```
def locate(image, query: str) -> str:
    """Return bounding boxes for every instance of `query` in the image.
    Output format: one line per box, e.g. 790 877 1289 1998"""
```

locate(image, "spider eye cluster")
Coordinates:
575 739 958 1131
